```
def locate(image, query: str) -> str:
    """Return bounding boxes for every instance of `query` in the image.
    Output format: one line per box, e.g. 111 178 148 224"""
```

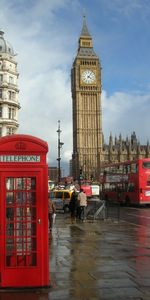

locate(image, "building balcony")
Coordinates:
1 66 19 76
7 83 19 92
0 98 21 109
0 118 19 126
0 81 19 92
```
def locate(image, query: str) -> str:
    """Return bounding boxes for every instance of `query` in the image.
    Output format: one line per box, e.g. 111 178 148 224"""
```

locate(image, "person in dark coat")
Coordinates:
48 197 56 232
69 190 77 223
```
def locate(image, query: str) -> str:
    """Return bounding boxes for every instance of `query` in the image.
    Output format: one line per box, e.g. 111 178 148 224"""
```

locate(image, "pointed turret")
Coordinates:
80 15 91 37
131 131 137 147
109 132 113 146
77 16 97 57
126 136 129 145
118 133 122 149
119 133 122 142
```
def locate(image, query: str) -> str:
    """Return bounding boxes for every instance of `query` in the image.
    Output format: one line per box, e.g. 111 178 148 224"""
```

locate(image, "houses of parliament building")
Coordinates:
71 17 150 181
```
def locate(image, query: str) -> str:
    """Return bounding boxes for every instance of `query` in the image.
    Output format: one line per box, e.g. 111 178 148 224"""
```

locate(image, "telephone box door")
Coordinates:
1 171 44 287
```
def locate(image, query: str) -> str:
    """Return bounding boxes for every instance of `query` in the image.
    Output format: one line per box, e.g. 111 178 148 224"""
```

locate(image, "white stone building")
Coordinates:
0 30 20 136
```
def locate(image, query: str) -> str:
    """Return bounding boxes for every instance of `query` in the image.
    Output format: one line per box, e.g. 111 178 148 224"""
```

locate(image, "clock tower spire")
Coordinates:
80 15 91 37
71 17 103 181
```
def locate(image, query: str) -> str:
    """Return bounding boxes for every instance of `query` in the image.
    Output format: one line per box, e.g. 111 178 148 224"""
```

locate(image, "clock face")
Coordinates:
81 69 96 84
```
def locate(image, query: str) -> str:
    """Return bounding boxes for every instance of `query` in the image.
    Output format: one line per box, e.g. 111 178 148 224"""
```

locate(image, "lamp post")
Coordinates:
57 120 64 184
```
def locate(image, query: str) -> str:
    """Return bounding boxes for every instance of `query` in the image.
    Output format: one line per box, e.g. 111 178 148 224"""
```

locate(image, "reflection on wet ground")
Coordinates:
49 212 150 299
1 207 150 299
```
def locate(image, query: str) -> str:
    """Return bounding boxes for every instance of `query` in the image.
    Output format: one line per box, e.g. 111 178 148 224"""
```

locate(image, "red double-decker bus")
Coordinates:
100 158 150 205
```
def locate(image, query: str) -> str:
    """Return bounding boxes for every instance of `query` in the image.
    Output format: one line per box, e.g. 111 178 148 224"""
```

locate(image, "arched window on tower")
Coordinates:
8 107 16 120
8 91 15 101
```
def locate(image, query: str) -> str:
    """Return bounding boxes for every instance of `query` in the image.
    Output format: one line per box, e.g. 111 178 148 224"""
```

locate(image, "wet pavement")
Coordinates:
49 212 150 300
1 209 150 299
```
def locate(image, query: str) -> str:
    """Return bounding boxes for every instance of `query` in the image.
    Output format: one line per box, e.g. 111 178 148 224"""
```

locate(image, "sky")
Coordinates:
1 0 150 175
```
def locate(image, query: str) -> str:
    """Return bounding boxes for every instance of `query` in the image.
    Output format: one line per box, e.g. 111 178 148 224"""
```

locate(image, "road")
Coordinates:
120 205 150 227
89 197 150 227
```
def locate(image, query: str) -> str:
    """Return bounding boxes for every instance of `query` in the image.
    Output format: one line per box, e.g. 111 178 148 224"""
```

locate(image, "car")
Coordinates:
49 189 73 213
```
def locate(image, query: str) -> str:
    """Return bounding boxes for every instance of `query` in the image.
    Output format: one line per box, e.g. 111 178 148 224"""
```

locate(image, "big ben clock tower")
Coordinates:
71 17 103 180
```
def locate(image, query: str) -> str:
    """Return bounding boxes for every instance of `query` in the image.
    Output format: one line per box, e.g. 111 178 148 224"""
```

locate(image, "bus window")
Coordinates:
112 166 116 173
110 183 116 191
123 165 128 174
142 162 150 169
127 165 131 173
131 163 137 173
128 183 135 192
117 183 123 190
118 165 123 173
123 182 128 192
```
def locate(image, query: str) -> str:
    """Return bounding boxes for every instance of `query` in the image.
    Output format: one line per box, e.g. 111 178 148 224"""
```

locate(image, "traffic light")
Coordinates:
79 168 83 179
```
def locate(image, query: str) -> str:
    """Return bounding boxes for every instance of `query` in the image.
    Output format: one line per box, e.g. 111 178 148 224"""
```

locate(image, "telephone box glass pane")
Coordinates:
27 192 36 204
16 178 26 190
27 178 36 190
6 191 14 205
16 192 26 204
6 178 14 190
6 207 14 220
5 177 37 267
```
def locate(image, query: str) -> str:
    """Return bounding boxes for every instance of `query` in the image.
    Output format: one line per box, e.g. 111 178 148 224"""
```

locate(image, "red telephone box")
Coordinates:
0 134 49 288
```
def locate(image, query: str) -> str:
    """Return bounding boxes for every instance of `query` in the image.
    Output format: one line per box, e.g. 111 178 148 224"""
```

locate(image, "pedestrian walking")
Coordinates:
76 198 80 220
48 196 56 232
69 190 77 223
78 188 87 221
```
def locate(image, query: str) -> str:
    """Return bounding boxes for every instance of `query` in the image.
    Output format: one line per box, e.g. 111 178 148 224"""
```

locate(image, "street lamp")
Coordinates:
57 120 64 184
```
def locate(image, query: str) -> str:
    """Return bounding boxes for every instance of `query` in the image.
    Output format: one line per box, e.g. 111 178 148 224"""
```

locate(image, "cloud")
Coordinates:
19 68 72 165
102 90 150 143
101 0 150 18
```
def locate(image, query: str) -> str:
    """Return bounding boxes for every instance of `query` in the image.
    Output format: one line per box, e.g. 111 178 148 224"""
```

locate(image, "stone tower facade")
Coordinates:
71 18 150 181
71 17 103 180
0 31 20 136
